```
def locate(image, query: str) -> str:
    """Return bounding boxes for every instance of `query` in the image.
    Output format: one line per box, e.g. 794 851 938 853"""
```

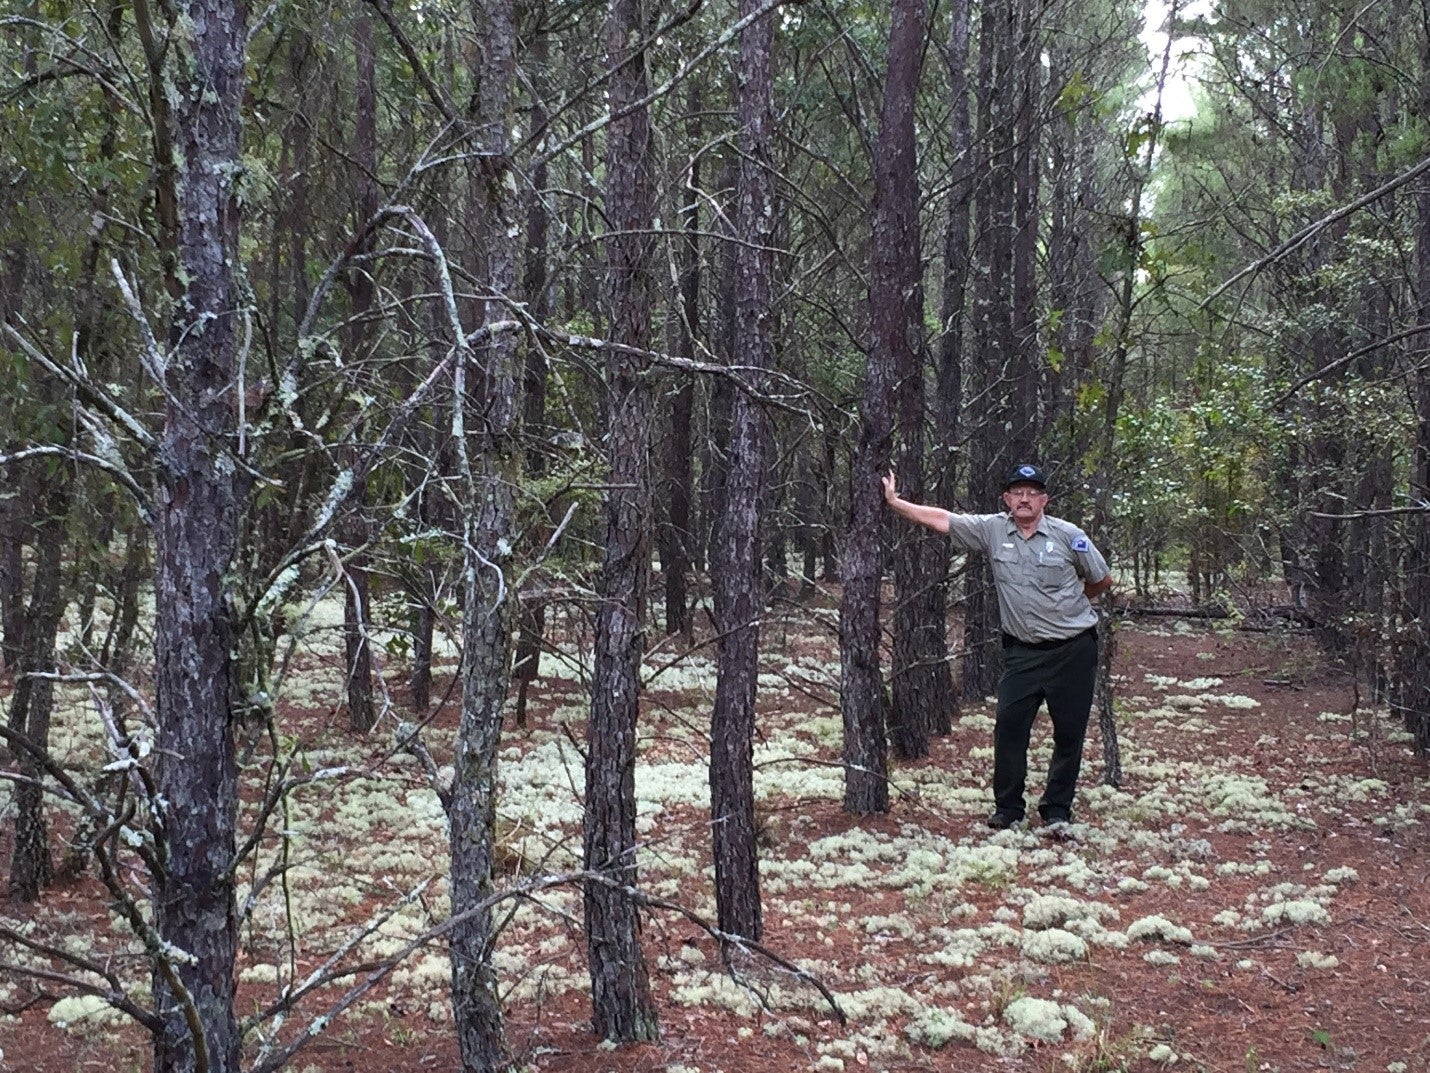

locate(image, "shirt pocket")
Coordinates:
1034 558 1075 600
990 544 1022 586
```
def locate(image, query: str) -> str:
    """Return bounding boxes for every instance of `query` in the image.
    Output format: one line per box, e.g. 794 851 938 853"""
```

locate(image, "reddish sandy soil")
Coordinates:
2 610 1428 1073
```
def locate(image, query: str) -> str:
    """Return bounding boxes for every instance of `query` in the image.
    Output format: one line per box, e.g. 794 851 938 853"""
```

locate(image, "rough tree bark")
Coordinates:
661 87 701 640
584 0 660 1042
877 0 941 760
838 0 934 807
962 0 1018 702
447 0 522 1067
342 5 380 734
513 26 553 730
0 4 37 673
1398 9 1430 755
709 0 775 943
932 0 974 727
145 1 250 1069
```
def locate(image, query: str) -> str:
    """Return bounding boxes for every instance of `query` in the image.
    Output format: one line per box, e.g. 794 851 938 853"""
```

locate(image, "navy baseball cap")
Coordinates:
1003 463 1047 490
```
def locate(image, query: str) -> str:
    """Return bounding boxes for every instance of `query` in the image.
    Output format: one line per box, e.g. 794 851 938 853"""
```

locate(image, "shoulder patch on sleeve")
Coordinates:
1071 536 1090 552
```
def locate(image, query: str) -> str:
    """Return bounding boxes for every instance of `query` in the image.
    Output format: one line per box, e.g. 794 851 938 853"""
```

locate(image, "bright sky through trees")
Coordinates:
1140 0 1210 122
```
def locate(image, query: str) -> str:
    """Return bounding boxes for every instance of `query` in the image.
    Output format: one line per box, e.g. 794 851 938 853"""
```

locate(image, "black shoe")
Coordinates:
986 810 1024 830
1039 811 1073 839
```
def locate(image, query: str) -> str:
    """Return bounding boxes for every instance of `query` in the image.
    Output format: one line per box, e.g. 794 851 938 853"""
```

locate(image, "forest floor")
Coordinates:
1 591 1428 1073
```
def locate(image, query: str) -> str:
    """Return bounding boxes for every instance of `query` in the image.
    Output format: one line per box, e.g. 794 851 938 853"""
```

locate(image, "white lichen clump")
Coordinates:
1001 997 1093 1043
1126 915 1194 944
905 1007 976 1049
48 995 124 1032
1021 928 1088 963
1261 899 1330 926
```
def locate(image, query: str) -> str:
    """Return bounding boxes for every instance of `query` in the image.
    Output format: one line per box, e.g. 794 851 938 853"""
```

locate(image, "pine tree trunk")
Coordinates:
931 0 973 728
584 0 659 1041
1398 32 1430 755
148 3 248 1068
447 1 521 1067
962 0 1023 700
512 27 553 728
876 0 937 761
343 548 377 732
662 88 701 639
340 9 380 734
710 0 775 943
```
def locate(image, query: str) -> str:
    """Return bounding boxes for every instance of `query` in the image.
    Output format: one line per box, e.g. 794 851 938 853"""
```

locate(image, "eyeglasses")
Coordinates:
1007 488 1046 499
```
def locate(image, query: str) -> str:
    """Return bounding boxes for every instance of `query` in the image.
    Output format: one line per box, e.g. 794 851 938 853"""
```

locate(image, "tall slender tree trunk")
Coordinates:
513 27 553 730
933 0 973 725
0 2 37 675
702 157 740 582
1398 8 1430 755
343 7 380 734
838 0 941 807
1045 40 1103 476
662 88 701 639
146 2 249 1069
962 0 1016 701
447 1 522 1067
584 0 659 1041
877 0 941 760
710 0 775 942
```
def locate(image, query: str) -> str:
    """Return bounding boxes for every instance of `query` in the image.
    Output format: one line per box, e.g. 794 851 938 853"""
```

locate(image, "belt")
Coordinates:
1001 625 1097 651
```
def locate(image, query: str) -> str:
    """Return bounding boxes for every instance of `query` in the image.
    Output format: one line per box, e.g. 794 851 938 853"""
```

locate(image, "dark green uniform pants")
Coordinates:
994 628 1098 820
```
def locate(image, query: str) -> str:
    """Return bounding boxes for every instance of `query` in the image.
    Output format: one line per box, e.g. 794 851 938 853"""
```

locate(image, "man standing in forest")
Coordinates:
882 464 1113 830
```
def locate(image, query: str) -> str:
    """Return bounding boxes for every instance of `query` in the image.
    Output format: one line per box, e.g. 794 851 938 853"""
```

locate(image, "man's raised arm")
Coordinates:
882 471 952 535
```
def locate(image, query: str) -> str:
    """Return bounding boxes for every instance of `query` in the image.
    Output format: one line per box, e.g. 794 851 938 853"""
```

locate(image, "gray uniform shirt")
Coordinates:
945 512 1111 643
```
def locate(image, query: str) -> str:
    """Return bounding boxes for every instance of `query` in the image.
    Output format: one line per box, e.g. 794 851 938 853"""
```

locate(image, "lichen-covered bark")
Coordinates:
584 0 659 1042
149 3 248 1071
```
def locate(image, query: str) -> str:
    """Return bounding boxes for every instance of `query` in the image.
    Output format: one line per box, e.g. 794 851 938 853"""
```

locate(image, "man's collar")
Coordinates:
1004 515 1049 538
